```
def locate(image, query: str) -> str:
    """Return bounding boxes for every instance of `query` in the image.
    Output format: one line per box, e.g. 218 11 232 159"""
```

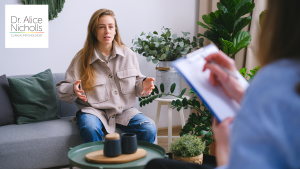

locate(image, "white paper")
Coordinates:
172 45 249 122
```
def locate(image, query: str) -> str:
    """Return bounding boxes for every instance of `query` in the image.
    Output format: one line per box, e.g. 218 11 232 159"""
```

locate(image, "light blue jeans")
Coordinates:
77 110 157 143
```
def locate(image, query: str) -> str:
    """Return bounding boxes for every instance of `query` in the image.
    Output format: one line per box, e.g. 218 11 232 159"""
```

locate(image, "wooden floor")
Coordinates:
48 126 182 169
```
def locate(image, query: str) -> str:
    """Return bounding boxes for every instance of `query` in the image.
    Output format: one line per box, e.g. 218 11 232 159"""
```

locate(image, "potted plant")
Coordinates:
140 0 257 155
197 0 255 59
139 83 213 155
131 27 203 98
170 134 205 164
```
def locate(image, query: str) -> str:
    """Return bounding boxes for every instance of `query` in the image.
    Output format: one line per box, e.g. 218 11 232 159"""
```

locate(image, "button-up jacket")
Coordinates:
56 43 147 133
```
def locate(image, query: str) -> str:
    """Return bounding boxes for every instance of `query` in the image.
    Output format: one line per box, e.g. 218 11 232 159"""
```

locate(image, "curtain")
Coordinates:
245 0 268 70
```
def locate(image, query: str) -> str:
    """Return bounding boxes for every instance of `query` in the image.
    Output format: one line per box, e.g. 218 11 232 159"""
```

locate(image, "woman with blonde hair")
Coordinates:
56 9 157 143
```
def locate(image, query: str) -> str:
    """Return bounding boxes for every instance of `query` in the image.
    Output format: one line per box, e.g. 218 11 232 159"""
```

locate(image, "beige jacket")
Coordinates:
56 42 147 133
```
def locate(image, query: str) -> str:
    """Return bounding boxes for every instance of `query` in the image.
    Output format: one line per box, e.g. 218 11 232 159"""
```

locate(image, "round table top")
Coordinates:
154 95 190 102
68 140 166 169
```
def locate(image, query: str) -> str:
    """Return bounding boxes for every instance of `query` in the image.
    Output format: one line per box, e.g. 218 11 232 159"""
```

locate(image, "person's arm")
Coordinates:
132 52 154 97
56 69 86 103
203 51 245 103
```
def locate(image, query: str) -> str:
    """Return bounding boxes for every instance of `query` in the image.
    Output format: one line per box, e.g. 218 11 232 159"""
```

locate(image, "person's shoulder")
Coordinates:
240 58 300 119
249 59 300 92
117 44 136 57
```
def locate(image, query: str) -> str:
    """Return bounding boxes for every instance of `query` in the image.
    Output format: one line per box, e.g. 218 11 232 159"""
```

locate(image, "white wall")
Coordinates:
0 0 199 128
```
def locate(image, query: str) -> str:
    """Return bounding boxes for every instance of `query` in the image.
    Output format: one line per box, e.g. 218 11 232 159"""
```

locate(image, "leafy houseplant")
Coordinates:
22 0 65 21
139 83 213 155
197 0 255 58
239 66 260 82
131 27 204 64
170 134 205 164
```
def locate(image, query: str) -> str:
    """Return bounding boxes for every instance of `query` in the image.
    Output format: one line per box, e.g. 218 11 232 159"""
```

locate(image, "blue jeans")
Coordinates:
77 110 157 143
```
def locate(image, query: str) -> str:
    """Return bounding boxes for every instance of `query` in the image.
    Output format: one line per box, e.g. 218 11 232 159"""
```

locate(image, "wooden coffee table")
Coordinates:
68 141 167 169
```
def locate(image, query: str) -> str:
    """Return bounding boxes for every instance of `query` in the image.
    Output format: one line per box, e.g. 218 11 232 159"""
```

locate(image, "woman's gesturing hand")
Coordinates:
73 80 87 102
212 117 234 167
141 77 155 95
203 51 245 103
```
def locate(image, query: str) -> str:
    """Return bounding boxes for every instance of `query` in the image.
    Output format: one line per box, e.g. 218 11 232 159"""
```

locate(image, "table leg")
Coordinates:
179 108 185 129
155 101 162 130
69 163 73 169
168 103 172 152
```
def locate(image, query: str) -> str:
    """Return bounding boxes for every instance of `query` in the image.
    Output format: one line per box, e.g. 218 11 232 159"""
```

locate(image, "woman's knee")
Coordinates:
139 122 157 142
77 112 104 141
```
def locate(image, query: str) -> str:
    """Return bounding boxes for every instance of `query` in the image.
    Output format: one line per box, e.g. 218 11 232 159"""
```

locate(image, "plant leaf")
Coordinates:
154 85 159 94
236 2 255 19
197 21 211 29
170 83 176 93
232 31 252 56
236 0 251 12
153 42 160 48
218 13 235 34
146 56 152 62
183 124 194 132
180 88 187 96
160 53 167 60
205 131 212 139
219 38 235 55
217 2 228 13
152 59 159 64
160 83 164 93
179 42 184 48
195 125 202 132
216 29 231 41
233 16 251 38
220 0 237 13
153 31 158 35
206 138 213 146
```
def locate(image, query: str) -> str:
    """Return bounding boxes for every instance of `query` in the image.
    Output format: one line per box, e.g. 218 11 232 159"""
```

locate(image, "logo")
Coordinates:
5 5 48 48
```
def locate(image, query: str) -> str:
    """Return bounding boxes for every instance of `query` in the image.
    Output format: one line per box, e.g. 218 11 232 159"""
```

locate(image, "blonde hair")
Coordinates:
75 9 124 92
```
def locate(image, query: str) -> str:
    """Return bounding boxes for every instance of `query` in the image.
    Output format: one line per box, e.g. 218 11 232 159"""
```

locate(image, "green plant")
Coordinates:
131 27 204 64
22 0 65 20
170 134 205 157
197 0 255 58
139 83 213 155
239 66 260 81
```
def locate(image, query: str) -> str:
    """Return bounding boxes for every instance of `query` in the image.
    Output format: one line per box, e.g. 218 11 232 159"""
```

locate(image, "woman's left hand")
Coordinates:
141 77 155 95
212 117 234 167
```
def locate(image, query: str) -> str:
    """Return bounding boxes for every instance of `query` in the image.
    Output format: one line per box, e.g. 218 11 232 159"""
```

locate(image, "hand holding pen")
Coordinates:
202 51 245 103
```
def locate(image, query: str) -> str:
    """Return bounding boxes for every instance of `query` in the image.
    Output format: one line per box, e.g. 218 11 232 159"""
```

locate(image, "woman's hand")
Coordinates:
141 77 155 95
73 80 87 101
212 117 234 167
203 51 245 103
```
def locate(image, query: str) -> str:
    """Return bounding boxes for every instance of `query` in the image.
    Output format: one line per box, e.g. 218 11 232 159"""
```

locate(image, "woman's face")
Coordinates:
97 15 116 46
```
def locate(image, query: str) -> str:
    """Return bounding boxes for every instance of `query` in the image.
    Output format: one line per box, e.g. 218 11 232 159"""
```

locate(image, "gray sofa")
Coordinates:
0 73 157 169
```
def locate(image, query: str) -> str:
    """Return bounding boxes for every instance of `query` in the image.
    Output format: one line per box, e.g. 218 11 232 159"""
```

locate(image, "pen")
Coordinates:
207 60 238 79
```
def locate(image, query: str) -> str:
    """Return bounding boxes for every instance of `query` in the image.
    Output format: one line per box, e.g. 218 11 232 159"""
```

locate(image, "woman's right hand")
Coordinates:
73 80 87 102
203 51 245 103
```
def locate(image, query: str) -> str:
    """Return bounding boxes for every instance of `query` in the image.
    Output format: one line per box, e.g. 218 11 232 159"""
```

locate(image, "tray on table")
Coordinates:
68 140 167 169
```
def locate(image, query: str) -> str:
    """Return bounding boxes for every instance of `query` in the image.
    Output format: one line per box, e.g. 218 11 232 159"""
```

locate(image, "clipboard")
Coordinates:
171 44 249 122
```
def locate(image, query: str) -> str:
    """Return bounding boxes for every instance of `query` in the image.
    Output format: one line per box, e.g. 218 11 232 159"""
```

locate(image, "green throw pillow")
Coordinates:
7 69 59 124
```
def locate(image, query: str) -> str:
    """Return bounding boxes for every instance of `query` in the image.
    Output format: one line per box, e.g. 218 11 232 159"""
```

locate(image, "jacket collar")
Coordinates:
89 42 125 64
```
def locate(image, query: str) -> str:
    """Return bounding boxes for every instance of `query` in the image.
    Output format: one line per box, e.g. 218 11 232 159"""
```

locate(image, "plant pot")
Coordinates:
172 153 203 164
156 61 181 99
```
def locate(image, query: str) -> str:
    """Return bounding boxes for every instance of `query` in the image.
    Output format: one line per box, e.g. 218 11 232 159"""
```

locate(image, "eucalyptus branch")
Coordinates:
139 83 213 155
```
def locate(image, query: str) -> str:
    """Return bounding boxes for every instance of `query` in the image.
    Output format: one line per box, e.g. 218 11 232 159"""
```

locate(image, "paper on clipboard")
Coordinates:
171 44 249 122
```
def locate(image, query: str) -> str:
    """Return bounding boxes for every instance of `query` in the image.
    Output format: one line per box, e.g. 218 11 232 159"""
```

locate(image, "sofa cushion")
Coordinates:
0 74 15 126
0 116 84 169
7 69 60 124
